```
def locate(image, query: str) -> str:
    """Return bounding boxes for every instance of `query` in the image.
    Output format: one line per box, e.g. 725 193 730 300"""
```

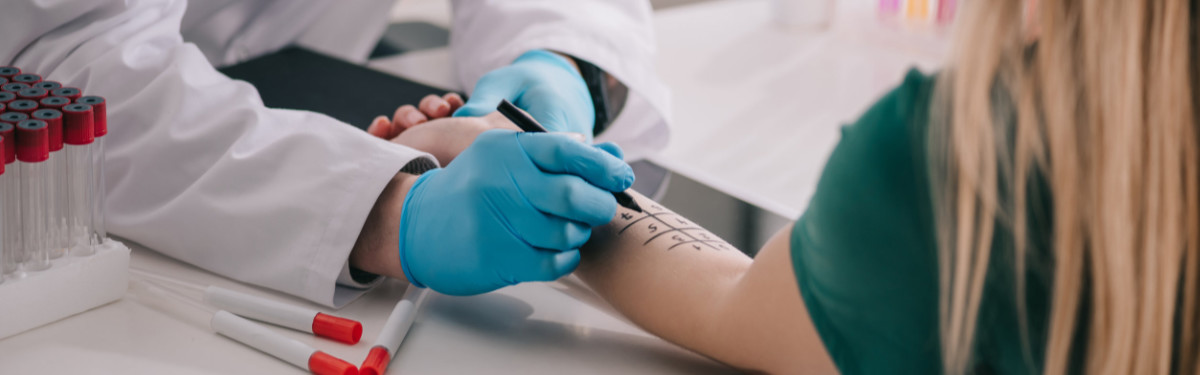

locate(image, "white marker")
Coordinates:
211 311 358 375
359 286 428 375
204 285 362 344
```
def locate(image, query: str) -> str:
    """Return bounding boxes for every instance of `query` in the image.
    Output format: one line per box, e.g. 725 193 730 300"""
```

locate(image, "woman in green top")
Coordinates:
366 0 1194 373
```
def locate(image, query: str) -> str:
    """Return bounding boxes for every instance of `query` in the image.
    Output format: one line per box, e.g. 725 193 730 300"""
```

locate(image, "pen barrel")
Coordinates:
204 286 319 333
211 310 315 370
376 298 419 353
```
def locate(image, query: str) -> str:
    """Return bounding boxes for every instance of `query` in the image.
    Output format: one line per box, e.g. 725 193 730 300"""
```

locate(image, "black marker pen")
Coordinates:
496 99 644 213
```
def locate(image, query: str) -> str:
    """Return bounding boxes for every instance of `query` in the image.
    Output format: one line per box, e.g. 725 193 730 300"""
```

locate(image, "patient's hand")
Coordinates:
368 93 519 165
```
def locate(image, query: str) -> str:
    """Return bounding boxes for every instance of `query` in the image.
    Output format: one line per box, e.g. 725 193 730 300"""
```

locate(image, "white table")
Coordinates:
0 241 730 374
648 0 948 219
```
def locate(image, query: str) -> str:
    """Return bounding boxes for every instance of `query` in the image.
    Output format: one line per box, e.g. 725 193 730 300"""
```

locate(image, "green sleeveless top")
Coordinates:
790 69 1056 374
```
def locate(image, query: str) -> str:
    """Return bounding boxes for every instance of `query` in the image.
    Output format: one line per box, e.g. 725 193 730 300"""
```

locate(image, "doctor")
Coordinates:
0 0 670 306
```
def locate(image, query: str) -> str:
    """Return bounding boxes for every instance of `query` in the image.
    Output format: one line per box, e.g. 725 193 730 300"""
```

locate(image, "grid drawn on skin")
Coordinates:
616 204 731 251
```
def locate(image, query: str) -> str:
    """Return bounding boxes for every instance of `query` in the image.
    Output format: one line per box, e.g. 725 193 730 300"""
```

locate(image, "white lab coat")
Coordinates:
0 0 670 307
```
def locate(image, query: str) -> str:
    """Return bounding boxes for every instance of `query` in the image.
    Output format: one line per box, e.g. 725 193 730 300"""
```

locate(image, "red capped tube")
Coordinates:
0 112 29 127
32 110 63 152
8 100 37 115
1 83 29 94
52 87 81 101
16 120 48 163
12 74 41 85
62 104 94 145
17 88 47 101
78 96 106 137
0 67 17 79
39 97 69 111
0 123 13 165
17 119 51 271
33 81 61 91
0 92 15 106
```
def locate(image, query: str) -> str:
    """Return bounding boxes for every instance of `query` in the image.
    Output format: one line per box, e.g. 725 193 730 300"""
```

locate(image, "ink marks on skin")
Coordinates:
614 204 732 251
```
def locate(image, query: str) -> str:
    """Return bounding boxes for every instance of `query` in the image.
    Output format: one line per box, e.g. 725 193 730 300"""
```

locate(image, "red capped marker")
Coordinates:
211 311 358 375
360 287 427 375
203 286 363 344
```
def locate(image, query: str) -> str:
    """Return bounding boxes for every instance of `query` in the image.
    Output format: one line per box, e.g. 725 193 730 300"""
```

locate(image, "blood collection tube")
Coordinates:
8 100 37 115
1 112 29 125
360 287 427 375
2 83 29 94
34 109 67 258
62 103 95 255
211 311 359 375
203 286 363 344
16 119 51 271
18 88 47 101
51 88 81 101
78 96 107 244
33 81 61 91
12 74 41 85
39 96 69 111
0 123 19 276
0 135 6 282
0 67 18 79
0 92 15 106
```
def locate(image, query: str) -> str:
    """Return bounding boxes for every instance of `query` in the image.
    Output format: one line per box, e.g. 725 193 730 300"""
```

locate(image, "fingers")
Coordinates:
520 250 581 282
418 95 451 119
505 209 593 250
454 70 520 118
519 174 617 227
392 105 427 135
443 93 465 112
366 116 391 138
593 142 625 160
517 133 635 193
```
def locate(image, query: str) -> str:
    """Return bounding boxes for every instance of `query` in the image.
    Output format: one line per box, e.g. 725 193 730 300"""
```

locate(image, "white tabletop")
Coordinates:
0 241 730 374
648 0 948 219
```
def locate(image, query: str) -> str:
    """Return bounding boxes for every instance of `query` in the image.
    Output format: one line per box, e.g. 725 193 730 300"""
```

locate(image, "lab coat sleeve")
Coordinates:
449 0 672 161
0 0 434 307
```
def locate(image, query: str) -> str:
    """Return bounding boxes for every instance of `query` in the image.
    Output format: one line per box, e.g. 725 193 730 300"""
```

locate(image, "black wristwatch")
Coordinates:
570 56 623 136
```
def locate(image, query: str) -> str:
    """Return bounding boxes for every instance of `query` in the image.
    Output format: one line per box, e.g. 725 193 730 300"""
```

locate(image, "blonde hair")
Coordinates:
934 0 1199 374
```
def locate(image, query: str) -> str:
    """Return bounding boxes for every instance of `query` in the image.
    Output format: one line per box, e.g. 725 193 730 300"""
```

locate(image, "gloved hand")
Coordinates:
398 129 633 296
454 50 595 140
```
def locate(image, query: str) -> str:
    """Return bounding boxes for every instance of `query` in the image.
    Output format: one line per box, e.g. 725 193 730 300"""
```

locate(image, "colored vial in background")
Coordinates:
62 104 95 256
34 109 68 258
79 96 108 245
0 123 18 276
16 119 51 272
880 0 900 16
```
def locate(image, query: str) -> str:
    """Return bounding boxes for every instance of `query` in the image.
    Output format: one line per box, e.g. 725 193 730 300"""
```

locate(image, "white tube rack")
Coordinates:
0 240 130 340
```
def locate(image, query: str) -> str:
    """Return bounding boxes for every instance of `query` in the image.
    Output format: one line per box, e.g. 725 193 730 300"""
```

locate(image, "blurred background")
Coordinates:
349 0 954 254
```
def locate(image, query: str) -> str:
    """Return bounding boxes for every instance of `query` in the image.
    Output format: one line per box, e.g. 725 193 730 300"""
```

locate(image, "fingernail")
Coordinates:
406 112 425 125
436 102 449 114
622 167 635 189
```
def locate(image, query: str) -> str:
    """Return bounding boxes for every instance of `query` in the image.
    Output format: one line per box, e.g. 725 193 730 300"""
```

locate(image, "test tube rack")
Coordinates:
0 239 130 340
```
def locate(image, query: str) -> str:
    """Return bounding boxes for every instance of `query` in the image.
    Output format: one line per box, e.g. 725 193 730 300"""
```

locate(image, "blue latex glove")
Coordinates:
398 129 633 296
455 50 595 139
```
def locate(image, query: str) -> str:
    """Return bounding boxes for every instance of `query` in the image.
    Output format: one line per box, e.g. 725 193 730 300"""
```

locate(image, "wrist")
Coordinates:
349 170 421 280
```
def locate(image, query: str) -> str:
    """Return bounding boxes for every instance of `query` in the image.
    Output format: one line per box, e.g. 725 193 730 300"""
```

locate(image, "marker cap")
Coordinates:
33 81 61 91
307 351 358 375
78 96 107 137
359 346 391 375
0 123 14 164
52 87 81 101
8 100 37 115
63 104 94 145
16 119 49 163
12 74 41 85
18 88 47 101
312 313 363 345
39 96 69 111
33 109 63 152
1 83 29 93
0 67 17 78
0 91 15 105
